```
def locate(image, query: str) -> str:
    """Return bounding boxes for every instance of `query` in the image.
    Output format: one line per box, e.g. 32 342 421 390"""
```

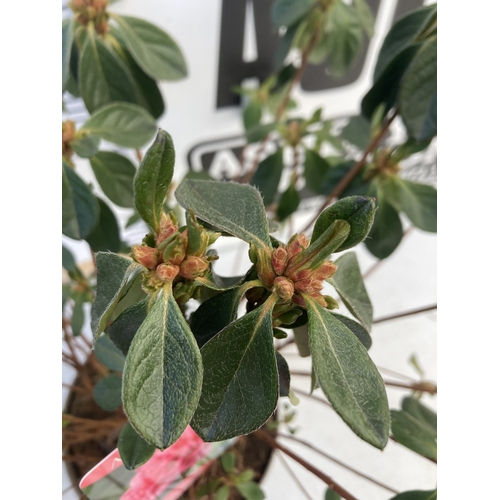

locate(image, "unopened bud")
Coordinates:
272 246 289 275
132 245 158 269
274 308 303 326
308 292 327 308
179 256 209 280
292 294 306 308
248 243 258 264
256 248 276 287
287 233 309 257
156 213 178 245
156 263 179 282
273 328 288 339
160 233 186 265
286 267 313 282
273 276 295 301
324 295 339 310
294 279 323 293
311 261 337 280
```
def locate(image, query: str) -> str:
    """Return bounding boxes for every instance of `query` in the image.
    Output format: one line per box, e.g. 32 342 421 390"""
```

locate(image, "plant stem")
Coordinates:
254 430 359 500
384 380 437 395
373 304 437 324
277 433 399 494
301 110 398 233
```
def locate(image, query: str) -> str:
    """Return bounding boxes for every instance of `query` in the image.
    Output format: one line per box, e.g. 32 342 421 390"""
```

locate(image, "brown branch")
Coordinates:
276 451 315 500
373 304 437 324
384 380 437 395
302 110 398 233
254 430 359 500
277 433 398 494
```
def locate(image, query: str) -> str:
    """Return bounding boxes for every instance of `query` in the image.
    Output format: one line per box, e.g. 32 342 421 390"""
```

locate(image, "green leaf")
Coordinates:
70 134 101 158
399 36 437 141
402 397 437 434
108 299 148 356
272 0 314 28
90 152 136 208
391 409 437 460
303 149 330 194
176 179 272 250
246 123 276 143
79 29 138 113
396 179 437 232
277 183 300 221
93 374 123 411
220 452 236 473
341 115 371 150
389 490 437 500
62 162 99 240
134 129 175 233
250 149 283 206
364 190 403 259
81 103 157 149
353 0 374 37
325 488 341 500
293 324 310 357
94 334 126 372
274 21 301 68
85 197 122 253
331 313 372 350
123 291 203 449
306 297 390 449
276 351 291 397
374 4 437 81
327 252 373 331
62 245 78 274
215 485 230 500
189 286 248 348
327 2 363 78
112 15 187 80
244 102 262 130
236 481 266 500
191 300 278 441
311 196 376 252
91 252 138 342
62 19 74 92
71 296 85 336
118 421 156 470
111 270 148 322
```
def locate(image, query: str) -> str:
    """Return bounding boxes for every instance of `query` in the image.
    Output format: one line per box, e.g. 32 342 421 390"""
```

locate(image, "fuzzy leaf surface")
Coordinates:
331 313 372 350
123 291 203 449
108 299 148 356
306 297 389 449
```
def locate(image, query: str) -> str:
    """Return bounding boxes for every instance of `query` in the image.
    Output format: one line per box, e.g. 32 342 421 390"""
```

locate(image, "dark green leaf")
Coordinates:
401 397 437 434
93 374 123 411
327 2 363 78
236 481 265 500
79 29 138 113
320 160 369 197
325 488 341 500
70 134 101 158
91 252 139 342
364 189 403 259
272 0 314 28
396 179 437 232
244 102 262 130
374 4 437 81
111 270 148 322
277 183 301 221
389 489 437 500
176 179 272 249
399 36 437 141
391 409 437 460
306 297 390 449
312 196 376 252
304 149 330 194
276 351 291 397
275 21 301 68
94 334 126 372
62 245 77 274
220 452 236 473
108 299 148 356
353 0 374 37
62 162 99 240
118 421 156 470
112 15 188 80
71 296 85 336
250 149 283 206
62 19 74 92
293 324 310 357
123 291 203 449
67 41 81 97
81 103 157 149
191 300 278 441
246 123 276 143
90 151 136 208
331 313 372 350
327 252 373 331
134 129 175 233
341 115 371 150
85 197 122 253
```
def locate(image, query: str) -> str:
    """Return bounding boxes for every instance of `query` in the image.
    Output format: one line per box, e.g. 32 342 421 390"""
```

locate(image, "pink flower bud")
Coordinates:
273 276 295 301
156 214 178 245
311 261 337 280
287 233 309 257
286 267 313 282
156 263 179 282
292 294 306 308
294 279 323 293
132 245 158 270
256 248 276 288
179 256 209 280
272 246 289 275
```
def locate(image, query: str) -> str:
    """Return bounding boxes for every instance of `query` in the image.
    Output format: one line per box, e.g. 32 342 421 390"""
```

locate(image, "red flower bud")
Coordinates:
294 279 323 293
156 263 179 282
287 233 309 257
179 256 209 280
156 213 178 245
272 246 289 275
285 267 313 282
311 261 337 280
132 245 158 269
273 276 295 301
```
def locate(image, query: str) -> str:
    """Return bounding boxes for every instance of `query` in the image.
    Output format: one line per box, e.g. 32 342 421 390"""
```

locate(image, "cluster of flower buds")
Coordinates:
249 233 339 323
69 0 109 34
131 211 220 304
62 121 76 161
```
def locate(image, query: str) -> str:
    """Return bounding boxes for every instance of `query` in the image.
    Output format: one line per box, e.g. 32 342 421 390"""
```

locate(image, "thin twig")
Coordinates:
277 433 398 494
373 304 437 324
254 430 359 500
384 380 437 395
